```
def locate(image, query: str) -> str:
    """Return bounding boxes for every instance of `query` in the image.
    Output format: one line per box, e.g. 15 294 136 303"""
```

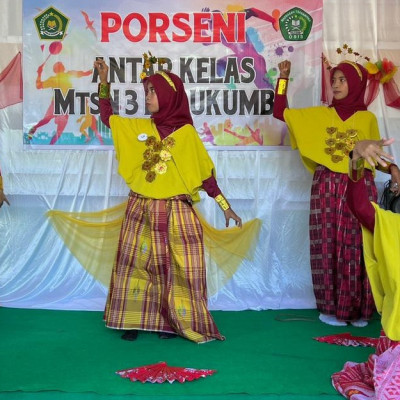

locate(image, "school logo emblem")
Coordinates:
279 7 313 41
34 6 69 40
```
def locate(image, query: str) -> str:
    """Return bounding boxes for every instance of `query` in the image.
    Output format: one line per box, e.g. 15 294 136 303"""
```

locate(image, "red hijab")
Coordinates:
329 61 368 121
144 71 193 139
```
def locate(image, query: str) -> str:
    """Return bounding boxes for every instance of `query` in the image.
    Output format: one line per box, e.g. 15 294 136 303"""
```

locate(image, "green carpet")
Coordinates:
0 307 381 399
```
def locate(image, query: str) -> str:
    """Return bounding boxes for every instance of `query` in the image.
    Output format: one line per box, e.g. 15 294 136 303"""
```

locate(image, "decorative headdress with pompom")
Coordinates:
324 44 398 84
322 44 400 109
365 58 398 84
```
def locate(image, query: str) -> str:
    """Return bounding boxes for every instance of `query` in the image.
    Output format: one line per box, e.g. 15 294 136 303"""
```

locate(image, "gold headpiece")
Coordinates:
155 71 176 91
323 44 398 84
140 51 176 91
339 60 363 80
141 51 166 78
323 44 370 80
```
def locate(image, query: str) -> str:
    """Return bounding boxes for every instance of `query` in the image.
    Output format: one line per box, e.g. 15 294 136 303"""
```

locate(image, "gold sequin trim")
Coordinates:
324 126 358 163
156 71 177 91
142 136 175 182
277 79 288 95
98 82 110 99
215 194 231 211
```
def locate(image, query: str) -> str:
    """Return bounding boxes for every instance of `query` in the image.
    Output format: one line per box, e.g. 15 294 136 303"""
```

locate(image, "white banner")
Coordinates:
22 0 323 149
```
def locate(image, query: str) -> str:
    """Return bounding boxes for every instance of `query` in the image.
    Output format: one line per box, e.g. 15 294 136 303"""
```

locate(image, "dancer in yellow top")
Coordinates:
273 59 400 327
93 56 242 343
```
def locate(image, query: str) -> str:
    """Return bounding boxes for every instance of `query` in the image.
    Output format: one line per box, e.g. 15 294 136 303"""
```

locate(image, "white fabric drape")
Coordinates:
1 0 400 311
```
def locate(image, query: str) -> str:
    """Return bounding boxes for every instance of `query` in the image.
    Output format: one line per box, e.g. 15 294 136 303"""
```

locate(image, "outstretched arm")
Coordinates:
347 139 396 232
273 60 291 122
202 176 242 228
93 59 113 128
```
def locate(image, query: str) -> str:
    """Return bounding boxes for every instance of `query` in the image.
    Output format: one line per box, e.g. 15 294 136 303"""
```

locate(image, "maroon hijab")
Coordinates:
144 71 193 139
329 61 368 121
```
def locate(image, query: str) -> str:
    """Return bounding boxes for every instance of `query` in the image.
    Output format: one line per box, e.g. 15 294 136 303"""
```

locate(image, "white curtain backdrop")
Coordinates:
1 0 400 311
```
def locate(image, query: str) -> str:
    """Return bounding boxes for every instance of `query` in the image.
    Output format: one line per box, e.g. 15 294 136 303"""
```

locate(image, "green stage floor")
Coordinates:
0 307 381 399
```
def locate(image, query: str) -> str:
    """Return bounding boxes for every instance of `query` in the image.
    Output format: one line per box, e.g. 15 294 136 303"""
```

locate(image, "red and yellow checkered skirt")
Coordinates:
104 192 224 343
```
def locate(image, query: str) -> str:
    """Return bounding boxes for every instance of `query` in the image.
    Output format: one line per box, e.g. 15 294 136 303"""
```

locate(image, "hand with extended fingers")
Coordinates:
224 208 242 228
352 138 400 195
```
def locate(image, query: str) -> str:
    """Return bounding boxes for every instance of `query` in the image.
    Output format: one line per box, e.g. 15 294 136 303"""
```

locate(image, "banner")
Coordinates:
22 0 323 149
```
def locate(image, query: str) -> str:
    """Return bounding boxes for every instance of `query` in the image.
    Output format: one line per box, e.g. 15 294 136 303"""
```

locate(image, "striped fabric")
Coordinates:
332 330 400 399
104 192 224 343
309 165 377 322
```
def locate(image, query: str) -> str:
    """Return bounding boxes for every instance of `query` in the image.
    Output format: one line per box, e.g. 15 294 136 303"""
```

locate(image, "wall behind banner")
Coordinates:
1 0 400 312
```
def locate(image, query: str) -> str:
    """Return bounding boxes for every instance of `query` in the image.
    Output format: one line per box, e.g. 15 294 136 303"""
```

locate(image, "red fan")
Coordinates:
314 332 379 347
116 361 216 384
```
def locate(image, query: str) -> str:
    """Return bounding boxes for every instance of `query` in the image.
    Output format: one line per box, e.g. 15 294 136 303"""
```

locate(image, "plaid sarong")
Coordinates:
104 192 224 343
309 165 376 321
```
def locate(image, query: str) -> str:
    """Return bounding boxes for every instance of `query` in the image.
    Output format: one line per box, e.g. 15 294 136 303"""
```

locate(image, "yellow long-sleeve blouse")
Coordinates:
284 106 380 174
110 116 216 203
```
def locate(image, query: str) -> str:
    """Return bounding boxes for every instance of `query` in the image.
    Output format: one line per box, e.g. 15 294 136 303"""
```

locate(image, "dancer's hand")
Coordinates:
93 59 109 83
224 208 242 228
352 139 394 168
278 60 291 79
0 189 10 208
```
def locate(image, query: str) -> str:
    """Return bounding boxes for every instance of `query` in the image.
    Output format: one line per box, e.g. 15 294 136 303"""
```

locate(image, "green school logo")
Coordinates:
34 6 69 41
279 7 313 41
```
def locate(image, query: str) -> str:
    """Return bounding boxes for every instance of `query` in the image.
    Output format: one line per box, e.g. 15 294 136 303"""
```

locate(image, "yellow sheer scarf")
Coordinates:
47 203 261 296
361 202 400 340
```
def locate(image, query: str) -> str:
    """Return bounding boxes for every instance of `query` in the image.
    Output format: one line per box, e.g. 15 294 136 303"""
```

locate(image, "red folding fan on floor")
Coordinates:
116 361 216 383
314 332 379 347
